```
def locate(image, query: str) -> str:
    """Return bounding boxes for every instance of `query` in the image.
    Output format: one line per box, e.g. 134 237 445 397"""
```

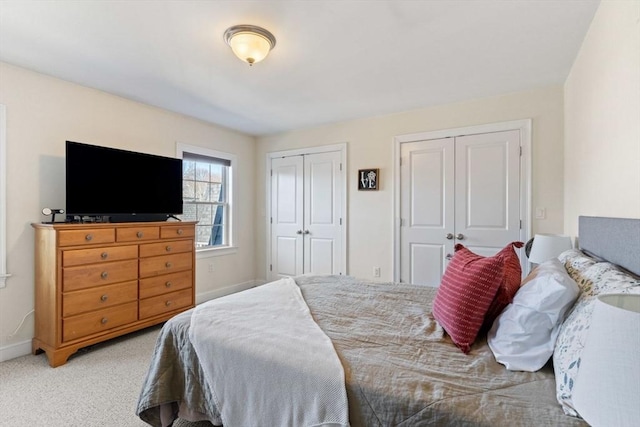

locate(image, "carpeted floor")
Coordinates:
0 325 214 427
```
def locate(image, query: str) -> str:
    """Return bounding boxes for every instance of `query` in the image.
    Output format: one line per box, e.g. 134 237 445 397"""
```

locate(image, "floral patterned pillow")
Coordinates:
558 249 597 292
553 258 640 416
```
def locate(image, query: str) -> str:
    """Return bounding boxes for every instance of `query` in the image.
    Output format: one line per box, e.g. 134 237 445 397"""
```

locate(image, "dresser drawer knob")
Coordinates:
165 300 172 307
137 231 144 238
101 317 108 324
165 262 172 268
101 252 108 260
101 271 108 279
177 229 183 235
165 281 172 288
85 234 93 241
100 294 108 302
166 245 172 252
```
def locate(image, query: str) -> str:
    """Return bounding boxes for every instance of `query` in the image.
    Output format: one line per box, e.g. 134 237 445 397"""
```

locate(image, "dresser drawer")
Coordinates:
58 228 115 247
63 281 138 317
139 239 193 258
62 245 138 267
116 226 160 242
139 288 193 320
63 259 138 292
62 301 138 342
139 253 192 278
161 225 195 240
139 270 192 299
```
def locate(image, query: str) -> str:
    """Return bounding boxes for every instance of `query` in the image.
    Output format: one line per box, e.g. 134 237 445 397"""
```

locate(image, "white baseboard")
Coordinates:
0 279 263 363
0 339 32 363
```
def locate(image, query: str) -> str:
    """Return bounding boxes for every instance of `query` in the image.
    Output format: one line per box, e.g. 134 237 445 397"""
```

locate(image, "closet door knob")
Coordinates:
446 233 454 240
446 253 453 260
303 230 310 235
456 233 464 240
296 230 303 235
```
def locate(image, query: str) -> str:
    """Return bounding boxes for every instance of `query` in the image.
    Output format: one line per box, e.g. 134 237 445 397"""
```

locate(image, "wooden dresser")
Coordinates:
31 221 196 367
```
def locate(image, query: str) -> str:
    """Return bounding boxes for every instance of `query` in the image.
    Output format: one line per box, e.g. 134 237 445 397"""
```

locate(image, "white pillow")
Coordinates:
488 259 579 372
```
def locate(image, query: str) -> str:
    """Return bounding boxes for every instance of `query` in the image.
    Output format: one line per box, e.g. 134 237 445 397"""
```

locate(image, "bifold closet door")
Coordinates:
400 130 521 286
270 151 343 281
400 138 455 286
454 130 521 257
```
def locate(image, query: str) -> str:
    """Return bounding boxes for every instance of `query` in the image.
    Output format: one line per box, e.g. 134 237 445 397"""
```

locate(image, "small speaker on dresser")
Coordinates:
41 208 65 224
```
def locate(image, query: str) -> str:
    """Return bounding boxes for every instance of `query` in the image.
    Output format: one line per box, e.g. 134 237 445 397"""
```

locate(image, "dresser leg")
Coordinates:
32 340 78 367
46 347 78 367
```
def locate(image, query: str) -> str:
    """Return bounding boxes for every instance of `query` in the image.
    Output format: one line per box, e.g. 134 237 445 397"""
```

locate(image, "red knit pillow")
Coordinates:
432 243 518 353
483 242 524 328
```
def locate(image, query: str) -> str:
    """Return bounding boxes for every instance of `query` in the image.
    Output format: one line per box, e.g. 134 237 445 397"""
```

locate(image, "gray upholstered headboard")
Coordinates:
578 216 640 277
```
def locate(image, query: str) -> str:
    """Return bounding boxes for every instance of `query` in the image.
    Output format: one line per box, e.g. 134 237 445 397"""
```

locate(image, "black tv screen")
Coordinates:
65 141 183 220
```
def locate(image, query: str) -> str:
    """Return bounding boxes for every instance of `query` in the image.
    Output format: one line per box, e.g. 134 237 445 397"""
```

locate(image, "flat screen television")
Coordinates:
65 141 183 222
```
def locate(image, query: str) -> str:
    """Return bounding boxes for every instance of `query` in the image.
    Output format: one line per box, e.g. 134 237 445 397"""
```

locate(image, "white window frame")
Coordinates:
0 105 9 288
177 143 237 258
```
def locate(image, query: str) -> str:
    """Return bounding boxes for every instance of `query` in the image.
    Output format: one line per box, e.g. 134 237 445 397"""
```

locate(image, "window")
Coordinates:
177 143 236 253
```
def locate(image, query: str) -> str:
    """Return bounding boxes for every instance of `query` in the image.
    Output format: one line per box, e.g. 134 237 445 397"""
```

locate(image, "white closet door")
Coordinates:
270 151 343 281
399 130 522 286
270 156 304 279
455 130 521 257
304 151 343 275
400 138 455 286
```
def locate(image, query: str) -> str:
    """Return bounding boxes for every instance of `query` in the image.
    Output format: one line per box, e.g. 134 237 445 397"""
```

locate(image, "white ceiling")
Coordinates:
0 1 600 136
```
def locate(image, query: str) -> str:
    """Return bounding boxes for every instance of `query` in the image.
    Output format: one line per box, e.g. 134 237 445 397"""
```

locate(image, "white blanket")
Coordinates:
189 277 349 427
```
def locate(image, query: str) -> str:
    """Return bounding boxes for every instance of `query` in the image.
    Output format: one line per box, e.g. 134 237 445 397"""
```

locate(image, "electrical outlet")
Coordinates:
373 267 381 278
208 263 215 273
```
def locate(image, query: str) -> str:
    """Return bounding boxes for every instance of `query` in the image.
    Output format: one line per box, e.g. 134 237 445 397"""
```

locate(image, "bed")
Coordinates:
136 216 640 426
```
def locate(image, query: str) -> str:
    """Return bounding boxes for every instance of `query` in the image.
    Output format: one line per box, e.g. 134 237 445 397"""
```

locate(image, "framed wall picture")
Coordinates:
358 168 379 191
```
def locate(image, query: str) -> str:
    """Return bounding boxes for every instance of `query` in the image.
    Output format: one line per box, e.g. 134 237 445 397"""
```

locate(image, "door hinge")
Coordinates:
340 163 343 171
270 217 273 224
520 219 522 229
270 264 272 271
270 169 273 176
340 218 342 225
519 146 522 156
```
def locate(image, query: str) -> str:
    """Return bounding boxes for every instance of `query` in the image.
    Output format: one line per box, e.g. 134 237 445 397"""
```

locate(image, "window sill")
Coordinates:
196 246 238 259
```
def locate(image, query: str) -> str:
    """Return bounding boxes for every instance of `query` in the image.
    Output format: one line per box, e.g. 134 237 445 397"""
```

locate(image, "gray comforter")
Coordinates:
136 275 587 426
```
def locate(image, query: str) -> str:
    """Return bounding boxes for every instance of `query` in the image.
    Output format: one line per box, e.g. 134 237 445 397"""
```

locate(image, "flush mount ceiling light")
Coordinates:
223 25 276 66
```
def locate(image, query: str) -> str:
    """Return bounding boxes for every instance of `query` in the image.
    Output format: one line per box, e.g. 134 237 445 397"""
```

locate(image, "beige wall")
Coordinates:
564 0 640 236
0 62 256 352
256 87 565 282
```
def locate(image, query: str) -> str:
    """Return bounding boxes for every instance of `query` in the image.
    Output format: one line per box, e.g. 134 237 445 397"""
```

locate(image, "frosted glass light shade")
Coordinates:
528 234 572 264
573 294 640 427
224 25 276 65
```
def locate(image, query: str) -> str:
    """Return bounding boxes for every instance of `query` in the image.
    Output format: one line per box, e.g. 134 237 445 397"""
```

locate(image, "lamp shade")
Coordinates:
527 234 572 264
573 294 640 426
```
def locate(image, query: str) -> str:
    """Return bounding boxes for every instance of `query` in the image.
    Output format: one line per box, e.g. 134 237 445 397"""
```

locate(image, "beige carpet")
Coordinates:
0 325 213 427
